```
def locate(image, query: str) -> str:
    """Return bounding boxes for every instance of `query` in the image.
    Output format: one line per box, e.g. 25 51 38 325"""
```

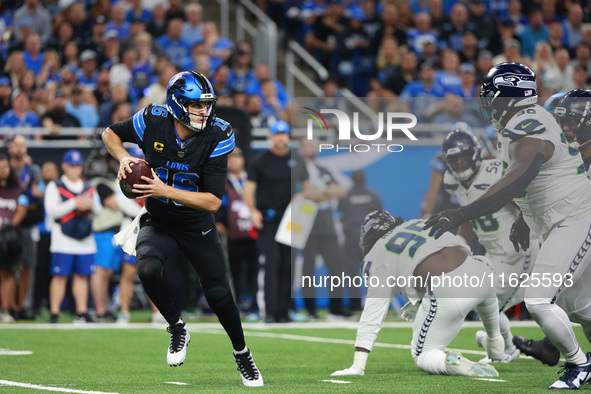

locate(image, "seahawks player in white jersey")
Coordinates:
424 62 591 390
442 127 538 363
515 89 591 367
332 210 504 378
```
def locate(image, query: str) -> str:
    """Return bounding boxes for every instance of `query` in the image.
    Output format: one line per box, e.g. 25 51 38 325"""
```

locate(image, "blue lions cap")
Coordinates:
63 149 84 165
0 77 11 87
270 120 290 134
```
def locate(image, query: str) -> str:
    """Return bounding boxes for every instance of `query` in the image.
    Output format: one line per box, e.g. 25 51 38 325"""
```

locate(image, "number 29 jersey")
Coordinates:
362 218 469 300
109 104 235 224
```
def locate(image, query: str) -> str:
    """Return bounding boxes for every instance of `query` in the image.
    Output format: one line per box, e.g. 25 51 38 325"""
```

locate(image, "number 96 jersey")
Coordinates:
443 159 521 263
362 218 469 300
109 104 235 224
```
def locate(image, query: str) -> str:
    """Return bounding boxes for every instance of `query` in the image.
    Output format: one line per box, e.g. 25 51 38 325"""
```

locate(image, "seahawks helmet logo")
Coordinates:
493 73 537 89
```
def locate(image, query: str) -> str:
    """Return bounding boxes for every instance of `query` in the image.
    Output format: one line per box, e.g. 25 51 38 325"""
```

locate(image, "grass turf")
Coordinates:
0 323 588 393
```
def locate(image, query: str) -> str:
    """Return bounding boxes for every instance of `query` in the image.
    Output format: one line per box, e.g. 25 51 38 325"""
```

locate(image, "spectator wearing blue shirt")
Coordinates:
126 0 152 23
182 3 204 47
229 42 257 93
246 63 290 111
203 21 235 72
23 33 44 76
435 49 461 95
406 12 438 55
76 50 98 92
448 63 478 98
156 18 191 69
105 3 131 40
0 77 12 117
563 4 584 50
0 89 40 134
519 7 549 58
66 85 98 129
299 0 327 35
400 61 446 121
440 3 472 53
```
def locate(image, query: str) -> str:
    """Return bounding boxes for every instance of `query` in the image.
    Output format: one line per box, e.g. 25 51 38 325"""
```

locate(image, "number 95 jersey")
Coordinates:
109 104 235 224
497 104 591 236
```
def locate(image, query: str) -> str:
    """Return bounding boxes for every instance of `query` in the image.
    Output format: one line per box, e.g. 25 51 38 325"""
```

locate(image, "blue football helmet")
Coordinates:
359 210 403 255
442 128 482 183
479 62 538 129
543 91 567 114
554 89 591 144
166 71 217 132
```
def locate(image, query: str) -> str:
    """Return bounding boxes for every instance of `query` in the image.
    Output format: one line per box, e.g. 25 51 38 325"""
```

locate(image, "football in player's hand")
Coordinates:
119 160 153 199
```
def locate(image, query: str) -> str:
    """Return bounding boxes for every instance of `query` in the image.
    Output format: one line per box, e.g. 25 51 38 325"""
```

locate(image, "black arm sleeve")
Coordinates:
459 153 545 221
203 154 228 199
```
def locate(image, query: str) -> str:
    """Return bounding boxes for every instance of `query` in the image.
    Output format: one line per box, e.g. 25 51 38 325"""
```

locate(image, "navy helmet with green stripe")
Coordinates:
479 62 538 130
166 71 217 132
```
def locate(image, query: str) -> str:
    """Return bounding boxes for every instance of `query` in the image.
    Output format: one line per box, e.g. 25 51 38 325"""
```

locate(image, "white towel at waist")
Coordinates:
114 206 147 256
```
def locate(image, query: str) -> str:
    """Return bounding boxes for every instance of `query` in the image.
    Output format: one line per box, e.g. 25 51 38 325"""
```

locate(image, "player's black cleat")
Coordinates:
234 349 263 387
513 336 560 366
166 320 190 367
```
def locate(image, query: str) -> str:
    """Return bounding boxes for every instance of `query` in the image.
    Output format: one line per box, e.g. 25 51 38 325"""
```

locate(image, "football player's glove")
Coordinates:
400 300 421 322
509 213 530 252
423 208 466 238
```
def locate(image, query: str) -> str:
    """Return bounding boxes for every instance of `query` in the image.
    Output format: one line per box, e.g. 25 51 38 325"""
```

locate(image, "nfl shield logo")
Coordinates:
524 90 532 96
178 150 185 158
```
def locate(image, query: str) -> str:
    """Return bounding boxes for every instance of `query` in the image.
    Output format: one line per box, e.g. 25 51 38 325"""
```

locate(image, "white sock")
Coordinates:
415 350 447 375
499 312 515 352
353 351 369 370
234 346 248 355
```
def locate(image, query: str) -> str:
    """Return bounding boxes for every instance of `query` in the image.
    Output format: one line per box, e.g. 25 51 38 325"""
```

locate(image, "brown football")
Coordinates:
119 160 153 199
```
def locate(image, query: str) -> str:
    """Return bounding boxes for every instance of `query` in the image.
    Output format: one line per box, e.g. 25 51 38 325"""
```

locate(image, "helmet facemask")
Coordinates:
444 149 480 183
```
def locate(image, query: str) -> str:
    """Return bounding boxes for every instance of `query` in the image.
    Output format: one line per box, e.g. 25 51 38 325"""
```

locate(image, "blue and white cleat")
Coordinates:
549 353 591 390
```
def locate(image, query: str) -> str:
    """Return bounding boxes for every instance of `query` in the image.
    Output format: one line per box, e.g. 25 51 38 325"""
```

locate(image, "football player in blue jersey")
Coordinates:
424 62 591 390
102 71 263 387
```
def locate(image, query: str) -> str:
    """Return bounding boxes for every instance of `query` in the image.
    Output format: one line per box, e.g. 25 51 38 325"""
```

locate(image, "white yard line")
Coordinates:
0 320 549 330
0 380 117 394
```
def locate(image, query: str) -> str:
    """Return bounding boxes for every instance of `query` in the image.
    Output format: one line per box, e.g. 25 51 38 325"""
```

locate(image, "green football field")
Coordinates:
0 320 589 393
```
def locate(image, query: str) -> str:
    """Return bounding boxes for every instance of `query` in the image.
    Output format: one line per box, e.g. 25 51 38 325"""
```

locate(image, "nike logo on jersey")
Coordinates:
227 131 232 137
202 229 212 236
521 121 533 129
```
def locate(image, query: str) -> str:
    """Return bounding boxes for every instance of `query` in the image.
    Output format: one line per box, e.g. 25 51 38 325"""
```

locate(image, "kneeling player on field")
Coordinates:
332 210 504 377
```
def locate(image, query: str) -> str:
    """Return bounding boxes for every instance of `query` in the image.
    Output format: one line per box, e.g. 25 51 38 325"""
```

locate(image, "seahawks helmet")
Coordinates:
479 62 538 130
442 128 482 183
543 91 567 115
554 89 591 144
359 210 404 256
166 71 217 132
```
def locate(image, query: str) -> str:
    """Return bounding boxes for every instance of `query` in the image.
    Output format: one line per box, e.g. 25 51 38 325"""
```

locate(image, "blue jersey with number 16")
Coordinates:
109 103 235 224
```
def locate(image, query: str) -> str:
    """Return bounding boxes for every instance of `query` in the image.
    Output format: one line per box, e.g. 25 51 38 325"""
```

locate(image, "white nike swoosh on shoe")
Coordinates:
202 229 212 236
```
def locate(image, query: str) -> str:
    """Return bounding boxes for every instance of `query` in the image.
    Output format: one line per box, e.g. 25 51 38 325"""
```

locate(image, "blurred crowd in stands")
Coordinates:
0 0 292 140
279 0 591 125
